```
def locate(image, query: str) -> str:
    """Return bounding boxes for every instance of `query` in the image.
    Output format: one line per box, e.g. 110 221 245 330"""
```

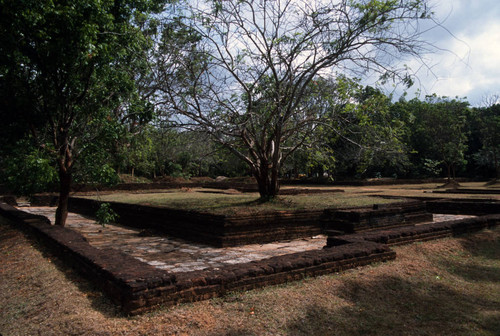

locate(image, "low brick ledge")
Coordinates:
426 199 500 215
1 202 394 315
326 214 500 247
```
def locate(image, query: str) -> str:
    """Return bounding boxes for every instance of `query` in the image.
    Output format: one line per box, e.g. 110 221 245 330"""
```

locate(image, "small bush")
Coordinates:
95 203 119 226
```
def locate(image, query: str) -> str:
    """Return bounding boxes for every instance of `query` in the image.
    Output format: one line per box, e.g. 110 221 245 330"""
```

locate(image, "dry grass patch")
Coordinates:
1 214 499 336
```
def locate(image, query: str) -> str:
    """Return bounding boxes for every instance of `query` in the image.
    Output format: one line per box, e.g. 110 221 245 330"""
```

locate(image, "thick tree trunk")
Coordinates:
54 130 73 227
494 152 499 179
253 164 280 200
55 168 71 227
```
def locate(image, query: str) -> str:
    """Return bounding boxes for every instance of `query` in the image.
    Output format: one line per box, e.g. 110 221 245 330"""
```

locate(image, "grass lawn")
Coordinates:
79 182 500 215
1 216 498 335
82 189 404 215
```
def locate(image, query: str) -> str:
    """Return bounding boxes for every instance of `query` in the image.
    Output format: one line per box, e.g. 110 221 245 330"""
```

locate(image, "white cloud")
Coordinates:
385 0 500 105
428 21 500 103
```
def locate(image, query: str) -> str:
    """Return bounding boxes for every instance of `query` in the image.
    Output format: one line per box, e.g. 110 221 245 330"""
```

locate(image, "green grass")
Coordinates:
84 190 402 215
79 181 500 215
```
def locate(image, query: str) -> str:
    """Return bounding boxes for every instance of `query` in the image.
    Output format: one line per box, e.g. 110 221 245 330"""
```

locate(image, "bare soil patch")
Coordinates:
1 216 498 336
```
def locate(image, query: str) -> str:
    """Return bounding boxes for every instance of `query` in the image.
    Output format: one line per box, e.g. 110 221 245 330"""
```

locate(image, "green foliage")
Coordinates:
0 0 168 225
1 0 494 189
472 104 500 178
2 139 58 195
300 76 410 179
74 124 122 186
75 160 120 187
95 203 119 226
165 162 185 177
406 95 469 179
121 127 157 177
422 159 442 177
108 120 249 180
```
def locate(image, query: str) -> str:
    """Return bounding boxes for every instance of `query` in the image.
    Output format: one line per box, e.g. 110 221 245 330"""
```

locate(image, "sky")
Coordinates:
167 0 500 107
393 0 500 106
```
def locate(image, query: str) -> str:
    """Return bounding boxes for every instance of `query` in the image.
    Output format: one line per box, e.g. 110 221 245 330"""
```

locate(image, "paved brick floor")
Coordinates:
19 207 474 273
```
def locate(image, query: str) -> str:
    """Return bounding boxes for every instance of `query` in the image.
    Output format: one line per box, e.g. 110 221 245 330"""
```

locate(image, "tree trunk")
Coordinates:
446 163 451 181
55 168 71 227
54 130 73 227
254 163 280 200
494 151 499 180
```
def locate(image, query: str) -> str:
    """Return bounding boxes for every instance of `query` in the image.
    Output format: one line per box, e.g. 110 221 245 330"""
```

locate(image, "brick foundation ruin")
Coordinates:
1 199 499 315
0 202 394 315
31 196 431 247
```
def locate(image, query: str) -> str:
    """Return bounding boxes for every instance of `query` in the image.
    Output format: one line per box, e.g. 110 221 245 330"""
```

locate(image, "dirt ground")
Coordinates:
1 215 499 336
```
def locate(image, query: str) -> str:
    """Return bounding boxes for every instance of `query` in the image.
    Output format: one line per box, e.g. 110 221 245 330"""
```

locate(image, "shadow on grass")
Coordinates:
482 313 500 335
48 258 124 318
438 228 500 283
284 275 499 336
458 228 500 260
441 263 500 282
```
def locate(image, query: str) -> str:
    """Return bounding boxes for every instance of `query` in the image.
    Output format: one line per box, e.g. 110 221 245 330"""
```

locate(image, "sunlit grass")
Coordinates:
84 190 401 215
80 182 500 215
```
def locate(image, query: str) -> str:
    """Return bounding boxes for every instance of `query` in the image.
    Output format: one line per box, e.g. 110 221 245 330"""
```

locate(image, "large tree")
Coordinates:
0 0 167 226
156 0 438 199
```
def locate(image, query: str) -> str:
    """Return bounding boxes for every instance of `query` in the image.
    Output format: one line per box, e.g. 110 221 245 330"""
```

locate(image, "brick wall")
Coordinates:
325 201 433 233
326 215 500 247
31 196 329 247
32 197 435 247
426 200 500 215
0 202 394 315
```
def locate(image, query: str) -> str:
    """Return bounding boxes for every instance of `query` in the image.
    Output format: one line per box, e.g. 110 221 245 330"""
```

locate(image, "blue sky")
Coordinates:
395 0 500 106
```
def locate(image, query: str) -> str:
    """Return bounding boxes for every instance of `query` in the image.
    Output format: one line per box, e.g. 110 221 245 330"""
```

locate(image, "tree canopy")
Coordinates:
155 0 437 198
0 0 168 225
